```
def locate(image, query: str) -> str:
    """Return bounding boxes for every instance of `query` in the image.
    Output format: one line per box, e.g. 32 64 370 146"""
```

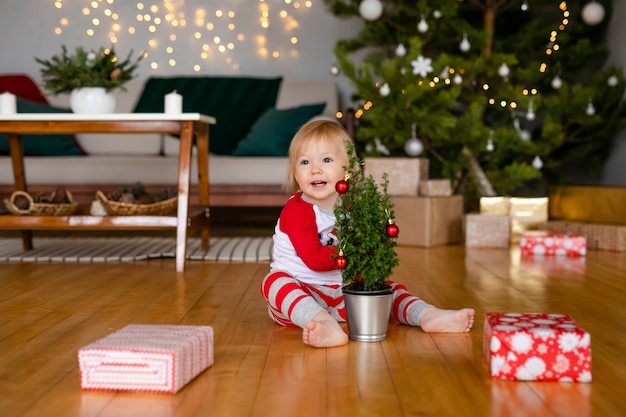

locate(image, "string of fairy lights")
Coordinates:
356 1 575 120
348 1 616 164
51 0 312 73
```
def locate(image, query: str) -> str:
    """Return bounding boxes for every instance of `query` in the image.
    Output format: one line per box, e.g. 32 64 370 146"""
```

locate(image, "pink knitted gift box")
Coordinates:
78 324 214 393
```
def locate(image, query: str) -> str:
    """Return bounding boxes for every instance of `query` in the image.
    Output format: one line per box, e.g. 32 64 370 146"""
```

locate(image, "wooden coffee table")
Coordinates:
0 113 215 272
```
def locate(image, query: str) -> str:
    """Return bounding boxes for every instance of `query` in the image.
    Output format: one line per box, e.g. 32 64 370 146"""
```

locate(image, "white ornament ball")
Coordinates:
433 10 442 19
486 139 494 152
532 156 543 170
459 34 471 52
453 74 463 85
404 137 424 156
521 0 529 12
359 0 383 21
581 1 605 26
417 18 429 33
330 64 340 76
551 75 563 89
586 102 596 116
395 43 407 57
498 63 510 78
379 83 391 97
608 75 619 87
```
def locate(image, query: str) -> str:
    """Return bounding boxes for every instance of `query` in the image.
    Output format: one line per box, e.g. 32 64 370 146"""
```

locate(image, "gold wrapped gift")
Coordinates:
480 196 510 215
391 195 463 247
510 197 548 217
480 196 548 242
364 157 429 196
548 185 626 225
480 196 548 217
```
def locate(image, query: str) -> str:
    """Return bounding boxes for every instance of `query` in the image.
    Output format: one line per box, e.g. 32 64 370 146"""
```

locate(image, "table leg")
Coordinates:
8 133 33 250
195 123 210 251
175 121 193 272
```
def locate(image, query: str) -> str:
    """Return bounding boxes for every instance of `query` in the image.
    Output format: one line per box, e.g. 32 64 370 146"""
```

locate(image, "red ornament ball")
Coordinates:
335 179 349 194
386 223 400 238
334 255 348 269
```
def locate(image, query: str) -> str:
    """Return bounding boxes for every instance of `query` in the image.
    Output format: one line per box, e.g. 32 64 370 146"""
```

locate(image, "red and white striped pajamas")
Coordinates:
261 192 431 329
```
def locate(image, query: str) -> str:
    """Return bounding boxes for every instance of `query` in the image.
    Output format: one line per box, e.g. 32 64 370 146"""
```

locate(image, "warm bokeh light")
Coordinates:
53 0 306 73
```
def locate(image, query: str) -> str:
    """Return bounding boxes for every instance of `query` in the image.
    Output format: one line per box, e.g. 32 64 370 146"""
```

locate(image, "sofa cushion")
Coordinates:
231 103 326 156
133 76 283 155
0 98 86 156
0 155 289 186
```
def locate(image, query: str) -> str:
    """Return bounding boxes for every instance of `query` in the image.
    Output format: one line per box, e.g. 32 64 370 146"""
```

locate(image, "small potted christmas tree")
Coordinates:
334 142 400 342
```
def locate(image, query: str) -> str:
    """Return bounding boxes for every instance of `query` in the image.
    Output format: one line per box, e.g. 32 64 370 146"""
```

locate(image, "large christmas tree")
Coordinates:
323 0 626 207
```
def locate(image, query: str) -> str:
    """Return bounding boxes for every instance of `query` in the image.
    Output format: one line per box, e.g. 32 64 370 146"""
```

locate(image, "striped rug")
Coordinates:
0 236 274 263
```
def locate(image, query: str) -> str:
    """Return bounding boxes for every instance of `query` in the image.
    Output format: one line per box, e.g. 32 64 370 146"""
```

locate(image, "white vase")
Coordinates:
70 87 116 114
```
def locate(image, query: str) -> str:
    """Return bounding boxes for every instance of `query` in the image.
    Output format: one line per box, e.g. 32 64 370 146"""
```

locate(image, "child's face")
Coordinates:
294 139 346 211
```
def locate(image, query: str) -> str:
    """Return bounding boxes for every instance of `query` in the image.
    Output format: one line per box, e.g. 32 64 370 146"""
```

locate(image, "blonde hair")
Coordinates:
284 119 352 194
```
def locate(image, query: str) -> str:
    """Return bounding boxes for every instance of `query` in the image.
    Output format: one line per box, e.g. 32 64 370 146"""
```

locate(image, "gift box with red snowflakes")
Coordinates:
483 312 592 382
519 231 586 256
78 324 214 393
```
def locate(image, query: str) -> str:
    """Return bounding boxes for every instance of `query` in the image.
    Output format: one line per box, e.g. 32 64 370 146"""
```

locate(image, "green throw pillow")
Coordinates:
133 76 283 155
231 103 326 157
0 98 85 156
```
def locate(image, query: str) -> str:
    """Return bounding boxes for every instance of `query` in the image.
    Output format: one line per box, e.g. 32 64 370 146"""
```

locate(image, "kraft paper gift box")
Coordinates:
483 313 592 382
364 157 429 196
519 231 586 257
538 221 626 252
78 324 214 393
391 195 463 247
418 179 452 197
465 213 510 248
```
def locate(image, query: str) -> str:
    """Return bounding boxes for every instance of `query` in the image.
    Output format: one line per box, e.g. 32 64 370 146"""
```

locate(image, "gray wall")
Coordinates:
1 0 625 185
0 0 362 106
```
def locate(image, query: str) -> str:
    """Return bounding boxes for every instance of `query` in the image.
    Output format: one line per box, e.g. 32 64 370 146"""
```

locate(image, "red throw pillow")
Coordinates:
0 74 49 104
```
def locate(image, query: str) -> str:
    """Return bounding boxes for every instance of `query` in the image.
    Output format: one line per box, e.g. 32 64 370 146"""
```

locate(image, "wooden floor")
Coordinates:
1 242 626 417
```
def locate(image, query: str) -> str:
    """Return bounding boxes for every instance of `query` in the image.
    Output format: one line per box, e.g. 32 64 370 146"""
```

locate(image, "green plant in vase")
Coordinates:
36 45 144 94
35 45 144 114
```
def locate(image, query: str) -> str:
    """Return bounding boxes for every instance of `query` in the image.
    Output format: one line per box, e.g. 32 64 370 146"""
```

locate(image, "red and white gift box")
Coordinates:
483 313 592 382
519 231 586 256
78 324 214 393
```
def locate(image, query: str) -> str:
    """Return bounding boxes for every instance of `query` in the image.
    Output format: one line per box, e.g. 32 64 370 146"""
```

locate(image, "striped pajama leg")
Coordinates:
261 271 346 328
388 281 432 327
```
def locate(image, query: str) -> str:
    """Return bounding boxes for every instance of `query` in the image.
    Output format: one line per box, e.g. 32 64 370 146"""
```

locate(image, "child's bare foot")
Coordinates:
303 311 349 347
419 307 475 333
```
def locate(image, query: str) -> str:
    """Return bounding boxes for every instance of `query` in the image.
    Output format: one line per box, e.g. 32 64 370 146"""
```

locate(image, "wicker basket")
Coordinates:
4 190 78 216
96 190 178 216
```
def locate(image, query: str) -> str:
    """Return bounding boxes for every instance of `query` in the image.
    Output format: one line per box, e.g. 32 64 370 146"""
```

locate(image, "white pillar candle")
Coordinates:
0 91 17 114
164 90 183 114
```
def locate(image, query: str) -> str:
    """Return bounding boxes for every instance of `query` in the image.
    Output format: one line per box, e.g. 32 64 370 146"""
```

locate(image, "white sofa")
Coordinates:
0 77 340 207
